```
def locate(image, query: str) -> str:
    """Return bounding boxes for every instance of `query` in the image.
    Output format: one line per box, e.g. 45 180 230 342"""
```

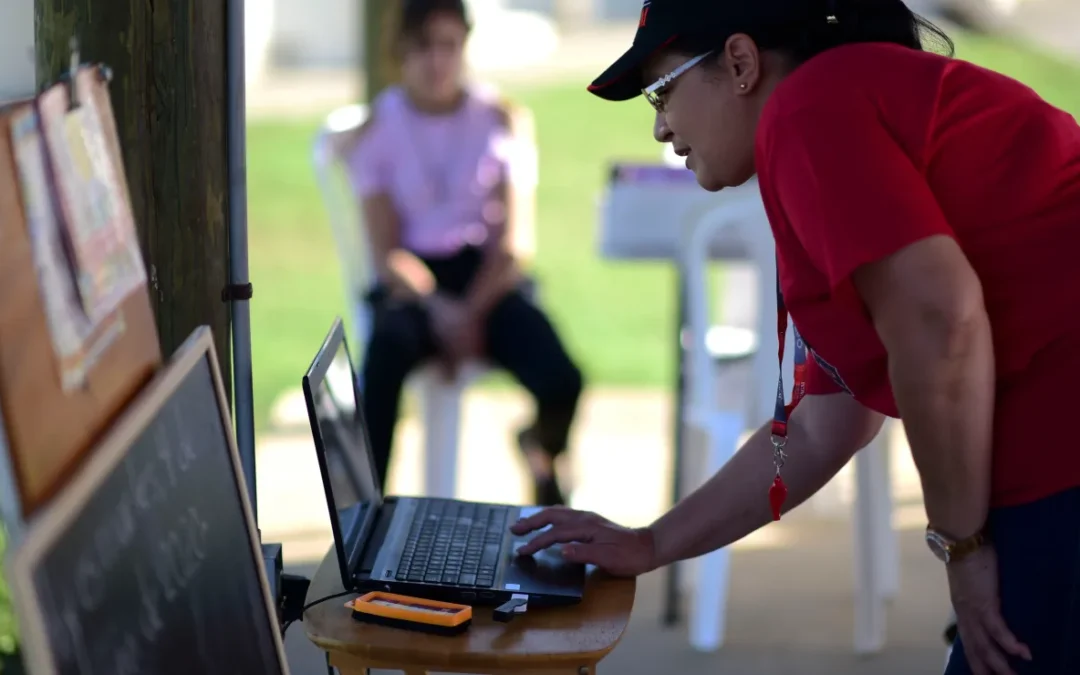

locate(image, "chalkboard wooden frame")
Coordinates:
6 326 289 674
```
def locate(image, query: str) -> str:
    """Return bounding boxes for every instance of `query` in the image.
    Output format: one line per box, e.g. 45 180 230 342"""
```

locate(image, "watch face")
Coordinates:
926 530 952 563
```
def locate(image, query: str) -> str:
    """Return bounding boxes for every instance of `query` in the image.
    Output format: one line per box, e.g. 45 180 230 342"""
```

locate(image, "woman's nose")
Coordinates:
653 111 673 143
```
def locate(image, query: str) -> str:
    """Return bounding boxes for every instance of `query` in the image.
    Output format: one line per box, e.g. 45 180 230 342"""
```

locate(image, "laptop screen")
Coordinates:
303 318 382 585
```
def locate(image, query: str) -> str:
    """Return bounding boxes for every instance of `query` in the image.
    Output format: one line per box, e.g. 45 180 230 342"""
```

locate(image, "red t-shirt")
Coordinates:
756 42 1080 507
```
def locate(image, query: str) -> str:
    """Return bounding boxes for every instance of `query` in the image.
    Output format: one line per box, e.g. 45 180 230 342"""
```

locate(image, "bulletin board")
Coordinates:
0 65 161 519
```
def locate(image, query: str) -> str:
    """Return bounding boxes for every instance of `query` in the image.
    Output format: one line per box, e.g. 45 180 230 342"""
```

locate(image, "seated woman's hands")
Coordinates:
427 293 483 377
510 506 657 577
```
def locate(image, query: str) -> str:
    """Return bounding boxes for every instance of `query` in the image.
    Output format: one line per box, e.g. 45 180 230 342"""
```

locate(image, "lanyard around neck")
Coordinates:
768 262 808 521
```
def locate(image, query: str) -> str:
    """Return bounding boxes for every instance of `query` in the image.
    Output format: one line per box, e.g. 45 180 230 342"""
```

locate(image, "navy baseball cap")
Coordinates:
587 0 816 101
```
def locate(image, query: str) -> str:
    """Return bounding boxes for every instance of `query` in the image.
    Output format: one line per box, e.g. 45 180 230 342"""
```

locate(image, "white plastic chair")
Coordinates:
679 181 899 654
596 157 899 654
679 181 774 653
312 99 538 499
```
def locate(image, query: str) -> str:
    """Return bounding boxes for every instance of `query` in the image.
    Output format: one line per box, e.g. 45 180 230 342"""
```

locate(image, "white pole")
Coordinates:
227 0 258 518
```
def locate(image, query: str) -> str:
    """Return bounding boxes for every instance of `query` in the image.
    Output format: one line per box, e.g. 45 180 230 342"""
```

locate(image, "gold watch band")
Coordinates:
948 530 987 563
926 526 989 564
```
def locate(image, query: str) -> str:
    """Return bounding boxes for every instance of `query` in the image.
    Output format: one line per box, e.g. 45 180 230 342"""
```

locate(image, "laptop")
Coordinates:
302 317 587 607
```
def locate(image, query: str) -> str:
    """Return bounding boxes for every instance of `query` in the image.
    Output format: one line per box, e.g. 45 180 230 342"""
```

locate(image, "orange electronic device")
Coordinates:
347 592 473 636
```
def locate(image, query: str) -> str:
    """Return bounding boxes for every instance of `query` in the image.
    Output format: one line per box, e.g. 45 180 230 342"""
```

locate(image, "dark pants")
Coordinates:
945 486 1080 674
360 247 583 489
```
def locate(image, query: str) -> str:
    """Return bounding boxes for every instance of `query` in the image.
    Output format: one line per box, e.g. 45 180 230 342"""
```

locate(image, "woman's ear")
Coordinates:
724 33 763 94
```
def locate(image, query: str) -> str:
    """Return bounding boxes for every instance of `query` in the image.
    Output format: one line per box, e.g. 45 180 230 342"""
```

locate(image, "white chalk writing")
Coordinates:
49 390 219 675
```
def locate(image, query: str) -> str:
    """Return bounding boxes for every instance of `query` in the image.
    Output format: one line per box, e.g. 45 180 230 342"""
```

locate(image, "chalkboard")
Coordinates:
7 327 288 675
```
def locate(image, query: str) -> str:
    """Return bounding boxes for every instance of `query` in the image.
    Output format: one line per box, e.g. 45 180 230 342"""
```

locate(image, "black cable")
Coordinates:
280 590 357 636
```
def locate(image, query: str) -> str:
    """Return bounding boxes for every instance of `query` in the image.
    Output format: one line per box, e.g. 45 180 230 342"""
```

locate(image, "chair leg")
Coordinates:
419 372 463 499
872 426 899 600
688 411 741 652
853 441 887 655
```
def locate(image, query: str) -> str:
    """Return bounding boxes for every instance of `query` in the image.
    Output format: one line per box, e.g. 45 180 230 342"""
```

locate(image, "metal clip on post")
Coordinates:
68 37 80 109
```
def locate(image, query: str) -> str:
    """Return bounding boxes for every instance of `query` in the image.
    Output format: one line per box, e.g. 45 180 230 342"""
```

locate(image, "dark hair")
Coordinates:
674 0 953 66
397 0 471 46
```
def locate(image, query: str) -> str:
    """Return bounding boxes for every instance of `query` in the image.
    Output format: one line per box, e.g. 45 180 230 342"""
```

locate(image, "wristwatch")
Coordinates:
925 526 987 564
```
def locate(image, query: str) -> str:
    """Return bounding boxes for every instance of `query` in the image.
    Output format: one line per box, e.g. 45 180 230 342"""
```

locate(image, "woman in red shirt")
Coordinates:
511 0 1080 672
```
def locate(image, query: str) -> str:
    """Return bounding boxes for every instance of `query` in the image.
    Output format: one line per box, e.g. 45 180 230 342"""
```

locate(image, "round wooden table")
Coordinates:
303 547 636 675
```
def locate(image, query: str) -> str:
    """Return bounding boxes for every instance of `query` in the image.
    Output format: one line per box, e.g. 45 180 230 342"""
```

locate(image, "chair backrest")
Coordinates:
502 100 538 262
678 179 788 426
312 103 375 349
311 95 540 351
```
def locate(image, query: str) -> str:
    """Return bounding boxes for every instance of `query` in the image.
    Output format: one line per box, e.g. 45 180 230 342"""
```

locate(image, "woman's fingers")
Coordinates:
978 638 1015 675
560 543 596 563
510 505 572 535
986 611 1031 661
435 354 458 381
515 524 594 556
961 616 1018 675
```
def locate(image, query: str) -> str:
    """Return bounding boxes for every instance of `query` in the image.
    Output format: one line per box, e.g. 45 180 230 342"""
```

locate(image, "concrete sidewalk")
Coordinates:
257 386 949 674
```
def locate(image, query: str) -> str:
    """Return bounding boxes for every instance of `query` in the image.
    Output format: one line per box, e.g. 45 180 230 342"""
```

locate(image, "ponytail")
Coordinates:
786 0 954 62
673 0 953 66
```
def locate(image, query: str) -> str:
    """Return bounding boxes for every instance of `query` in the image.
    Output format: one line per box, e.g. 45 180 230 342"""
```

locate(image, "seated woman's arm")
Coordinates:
361 191 436 300
343 117 435 300
462 102 527 318
462 180 520 317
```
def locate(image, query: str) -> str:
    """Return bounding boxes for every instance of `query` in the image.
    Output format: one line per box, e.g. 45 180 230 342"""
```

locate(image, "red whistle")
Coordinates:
769 475 788 521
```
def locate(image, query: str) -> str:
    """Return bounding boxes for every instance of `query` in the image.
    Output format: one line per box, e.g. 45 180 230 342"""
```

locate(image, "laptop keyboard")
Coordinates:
395 500 511 588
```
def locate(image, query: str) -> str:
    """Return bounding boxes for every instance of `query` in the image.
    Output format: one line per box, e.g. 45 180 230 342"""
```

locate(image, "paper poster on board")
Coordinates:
10 107 126 392
37 89 146 324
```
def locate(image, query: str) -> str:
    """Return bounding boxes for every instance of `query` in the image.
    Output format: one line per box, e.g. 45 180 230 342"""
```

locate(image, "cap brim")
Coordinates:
587 41 658 102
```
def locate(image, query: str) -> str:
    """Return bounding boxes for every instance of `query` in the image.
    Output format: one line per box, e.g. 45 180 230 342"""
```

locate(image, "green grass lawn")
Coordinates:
0 527 17 671
247 32 1080 432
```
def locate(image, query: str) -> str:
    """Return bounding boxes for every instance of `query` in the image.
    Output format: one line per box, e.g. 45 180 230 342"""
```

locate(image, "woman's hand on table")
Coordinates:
510 506 656 577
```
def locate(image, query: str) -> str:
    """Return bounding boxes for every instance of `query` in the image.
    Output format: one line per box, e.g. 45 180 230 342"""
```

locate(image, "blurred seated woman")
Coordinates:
347 0 583 505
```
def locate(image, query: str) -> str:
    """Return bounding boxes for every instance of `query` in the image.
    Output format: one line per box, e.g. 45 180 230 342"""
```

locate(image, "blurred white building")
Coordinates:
258 0 649 72
261 0 586 72
0 0 276 95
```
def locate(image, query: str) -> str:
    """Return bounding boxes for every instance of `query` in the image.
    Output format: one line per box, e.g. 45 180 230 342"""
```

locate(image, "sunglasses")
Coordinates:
642 51 713 113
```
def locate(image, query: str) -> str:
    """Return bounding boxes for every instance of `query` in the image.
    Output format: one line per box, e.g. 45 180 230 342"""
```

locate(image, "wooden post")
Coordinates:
34 0 233 403
363 0 400 102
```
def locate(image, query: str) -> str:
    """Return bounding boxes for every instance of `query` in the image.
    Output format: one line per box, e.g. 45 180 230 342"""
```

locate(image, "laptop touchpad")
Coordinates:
505 507 587 594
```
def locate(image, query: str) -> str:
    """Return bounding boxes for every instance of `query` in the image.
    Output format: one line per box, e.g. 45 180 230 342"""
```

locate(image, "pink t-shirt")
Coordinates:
348 84 528 257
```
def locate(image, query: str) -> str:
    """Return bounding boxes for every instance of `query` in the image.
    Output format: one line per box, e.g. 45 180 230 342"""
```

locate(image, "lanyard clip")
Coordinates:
769 435 788 473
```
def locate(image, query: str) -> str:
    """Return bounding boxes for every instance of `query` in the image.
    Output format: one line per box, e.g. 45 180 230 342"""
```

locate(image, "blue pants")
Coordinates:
945 486 1080 674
